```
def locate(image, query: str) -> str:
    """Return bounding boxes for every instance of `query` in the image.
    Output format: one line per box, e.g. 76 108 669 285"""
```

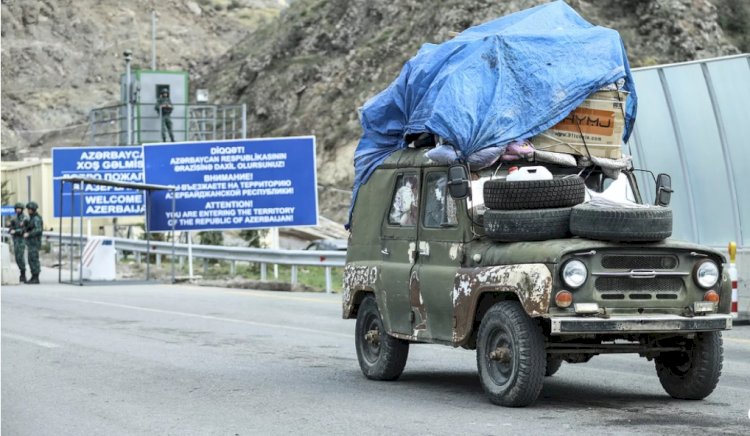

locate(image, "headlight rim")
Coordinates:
561 259 588 289
693 259 719 289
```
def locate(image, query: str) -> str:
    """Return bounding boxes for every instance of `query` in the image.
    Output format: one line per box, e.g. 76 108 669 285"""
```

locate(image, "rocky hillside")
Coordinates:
1 0 286 157
198 0 739 222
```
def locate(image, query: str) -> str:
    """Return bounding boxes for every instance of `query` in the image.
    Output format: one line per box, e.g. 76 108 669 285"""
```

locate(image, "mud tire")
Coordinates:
355 295 409 381
484 208 571 242
655 332 722 400
476 301 545 407
484 177 585 210
570 204 672 242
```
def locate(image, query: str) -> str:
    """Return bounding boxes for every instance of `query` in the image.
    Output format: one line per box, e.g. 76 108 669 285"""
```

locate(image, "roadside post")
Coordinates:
729 241 738 319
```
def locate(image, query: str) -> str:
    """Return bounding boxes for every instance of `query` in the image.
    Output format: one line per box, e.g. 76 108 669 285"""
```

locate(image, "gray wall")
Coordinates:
625 54 750 318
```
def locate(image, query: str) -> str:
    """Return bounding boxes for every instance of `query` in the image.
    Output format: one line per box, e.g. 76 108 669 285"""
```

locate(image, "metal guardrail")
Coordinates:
44 232 345 267
54 232 345 293
87 102 246 146
3 230 345 292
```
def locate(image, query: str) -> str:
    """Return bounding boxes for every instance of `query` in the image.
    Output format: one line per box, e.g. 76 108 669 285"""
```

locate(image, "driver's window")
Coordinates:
388 174 419 226
423 172 458 228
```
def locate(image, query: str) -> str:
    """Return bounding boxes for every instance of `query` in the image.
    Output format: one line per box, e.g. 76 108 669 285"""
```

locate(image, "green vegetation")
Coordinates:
1 180 14 205
134 256 343 293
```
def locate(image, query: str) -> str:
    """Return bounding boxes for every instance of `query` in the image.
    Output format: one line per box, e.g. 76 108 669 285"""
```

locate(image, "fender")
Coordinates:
342 263 379 319
451 264 553 344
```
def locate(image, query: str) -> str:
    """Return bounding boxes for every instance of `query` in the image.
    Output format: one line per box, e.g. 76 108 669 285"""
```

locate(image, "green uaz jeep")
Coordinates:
343 148 732 407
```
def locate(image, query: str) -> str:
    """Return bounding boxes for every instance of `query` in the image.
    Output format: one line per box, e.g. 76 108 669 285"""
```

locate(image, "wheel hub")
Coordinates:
365 329 380 345
489 346 512 363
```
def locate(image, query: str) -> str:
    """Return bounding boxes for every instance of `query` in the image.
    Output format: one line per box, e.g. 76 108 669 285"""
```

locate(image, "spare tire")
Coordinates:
484 177 585 210
484 208 572 242
570 204 672 242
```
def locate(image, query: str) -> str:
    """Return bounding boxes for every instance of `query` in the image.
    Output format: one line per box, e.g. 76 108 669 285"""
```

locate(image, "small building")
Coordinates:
121 69 189 143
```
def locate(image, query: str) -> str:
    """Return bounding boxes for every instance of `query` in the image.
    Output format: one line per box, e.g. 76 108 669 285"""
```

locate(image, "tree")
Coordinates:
1 180 14 205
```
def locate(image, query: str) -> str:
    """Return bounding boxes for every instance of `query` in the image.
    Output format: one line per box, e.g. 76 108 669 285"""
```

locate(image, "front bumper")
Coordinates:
549 314 732 335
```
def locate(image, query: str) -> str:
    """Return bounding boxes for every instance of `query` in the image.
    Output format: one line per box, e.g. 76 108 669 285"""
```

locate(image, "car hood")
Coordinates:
465 237 725 266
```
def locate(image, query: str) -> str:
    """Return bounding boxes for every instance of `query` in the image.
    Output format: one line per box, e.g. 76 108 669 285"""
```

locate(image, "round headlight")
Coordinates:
562 259 588 289
694 260 719 289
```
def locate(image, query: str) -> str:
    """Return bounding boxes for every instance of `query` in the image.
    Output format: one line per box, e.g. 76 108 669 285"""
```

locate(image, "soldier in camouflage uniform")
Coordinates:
7 202 28 283
155 89 175 142
23 201 43 284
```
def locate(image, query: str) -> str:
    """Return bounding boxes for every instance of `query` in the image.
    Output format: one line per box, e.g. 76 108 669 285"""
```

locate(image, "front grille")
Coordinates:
595 277 683 293
601 255 678 270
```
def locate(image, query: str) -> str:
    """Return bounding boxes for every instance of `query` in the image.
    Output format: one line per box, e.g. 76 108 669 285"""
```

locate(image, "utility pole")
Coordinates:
151 10 157 70
123 49 133 146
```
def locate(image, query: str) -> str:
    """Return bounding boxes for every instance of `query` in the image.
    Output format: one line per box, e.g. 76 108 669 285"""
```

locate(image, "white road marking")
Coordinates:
65 298 352 339
2 332 60 349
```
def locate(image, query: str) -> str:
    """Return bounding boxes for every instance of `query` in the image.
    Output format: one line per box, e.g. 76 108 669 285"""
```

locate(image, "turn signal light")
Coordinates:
555 290 573 308
703 290 720 303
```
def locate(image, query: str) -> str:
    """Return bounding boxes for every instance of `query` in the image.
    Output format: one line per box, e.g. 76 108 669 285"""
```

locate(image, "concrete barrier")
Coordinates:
1 242 20 285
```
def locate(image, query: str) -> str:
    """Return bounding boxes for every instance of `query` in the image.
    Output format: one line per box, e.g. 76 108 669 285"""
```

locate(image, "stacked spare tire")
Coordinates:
482 174 673 243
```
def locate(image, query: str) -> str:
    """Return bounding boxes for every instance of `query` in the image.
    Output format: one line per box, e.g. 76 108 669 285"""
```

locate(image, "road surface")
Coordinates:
2 268 749 435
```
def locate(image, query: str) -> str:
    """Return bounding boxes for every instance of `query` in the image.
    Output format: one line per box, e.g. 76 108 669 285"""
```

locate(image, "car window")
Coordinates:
423 172 458 228
388 174 419 226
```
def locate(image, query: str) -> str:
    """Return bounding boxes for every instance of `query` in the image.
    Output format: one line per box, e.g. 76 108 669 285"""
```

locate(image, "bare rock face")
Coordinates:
0 0 284 157
198 0 738 222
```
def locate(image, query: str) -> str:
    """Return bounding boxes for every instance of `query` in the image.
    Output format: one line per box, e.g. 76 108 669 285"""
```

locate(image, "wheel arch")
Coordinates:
452 264 553 346
343 288 374 319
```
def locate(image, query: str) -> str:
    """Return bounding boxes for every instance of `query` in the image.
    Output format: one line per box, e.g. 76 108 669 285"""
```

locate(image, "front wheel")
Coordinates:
545 355 563 377
355 295 409 380
476 301 546 407
654 332 723 400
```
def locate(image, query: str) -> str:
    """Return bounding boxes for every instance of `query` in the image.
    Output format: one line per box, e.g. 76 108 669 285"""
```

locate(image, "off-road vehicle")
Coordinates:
343 148 732 407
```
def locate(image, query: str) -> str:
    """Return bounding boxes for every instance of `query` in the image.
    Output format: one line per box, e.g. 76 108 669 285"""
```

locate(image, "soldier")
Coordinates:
155 89 175 142
7 202 28 282
23 201 43 284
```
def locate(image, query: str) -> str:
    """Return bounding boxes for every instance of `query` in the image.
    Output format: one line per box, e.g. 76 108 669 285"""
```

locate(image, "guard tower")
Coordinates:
88 68 246 146
120 70 188 143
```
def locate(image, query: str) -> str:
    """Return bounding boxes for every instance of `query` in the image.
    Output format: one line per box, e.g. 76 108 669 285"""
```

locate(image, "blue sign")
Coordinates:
143 137 319 232
1 205 16 216
52 146 145 218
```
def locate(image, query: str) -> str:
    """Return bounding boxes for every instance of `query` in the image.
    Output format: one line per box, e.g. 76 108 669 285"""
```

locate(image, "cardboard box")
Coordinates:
531 90 627 159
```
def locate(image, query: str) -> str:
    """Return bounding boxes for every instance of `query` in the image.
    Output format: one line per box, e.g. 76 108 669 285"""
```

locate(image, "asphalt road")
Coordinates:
2 268 749 435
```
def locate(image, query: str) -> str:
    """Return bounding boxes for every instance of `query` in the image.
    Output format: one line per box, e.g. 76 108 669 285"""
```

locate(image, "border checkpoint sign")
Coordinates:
143 137 318 232
52 146 145 217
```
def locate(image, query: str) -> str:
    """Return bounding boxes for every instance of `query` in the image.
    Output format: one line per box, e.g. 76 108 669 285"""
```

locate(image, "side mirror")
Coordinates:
655 173 673 206
447 164 470 199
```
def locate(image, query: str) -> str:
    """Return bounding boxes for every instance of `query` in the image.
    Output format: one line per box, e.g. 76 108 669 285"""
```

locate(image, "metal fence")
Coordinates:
46 231 345 293
87 103 247 146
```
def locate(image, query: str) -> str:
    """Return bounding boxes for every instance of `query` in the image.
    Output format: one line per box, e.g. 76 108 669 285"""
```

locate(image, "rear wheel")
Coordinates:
355 295 409 380
476 301 546 407
654 332 722 400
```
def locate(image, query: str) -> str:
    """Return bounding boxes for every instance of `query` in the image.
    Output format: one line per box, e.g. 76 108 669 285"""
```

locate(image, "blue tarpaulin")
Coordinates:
349 0 637 225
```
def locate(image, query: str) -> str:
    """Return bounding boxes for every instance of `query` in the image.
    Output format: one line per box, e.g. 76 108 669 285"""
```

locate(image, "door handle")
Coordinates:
381 248 390 256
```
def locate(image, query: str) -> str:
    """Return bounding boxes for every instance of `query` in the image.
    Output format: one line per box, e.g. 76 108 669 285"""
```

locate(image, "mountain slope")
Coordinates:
198 0 738 222
1 0 286 158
